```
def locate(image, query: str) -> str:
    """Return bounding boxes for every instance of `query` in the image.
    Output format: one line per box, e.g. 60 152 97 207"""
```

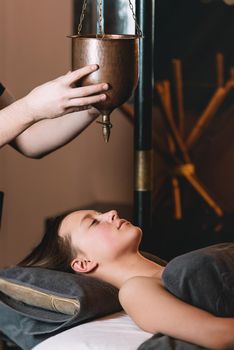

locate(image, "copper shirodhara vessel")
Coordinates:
69 34 139 142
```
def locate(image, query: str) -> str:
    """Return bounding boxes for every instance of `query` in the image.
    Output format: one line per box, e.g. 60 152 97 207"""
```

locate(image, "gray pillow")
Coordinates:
138 243 234 350
162 242 234 317
0 266 121 350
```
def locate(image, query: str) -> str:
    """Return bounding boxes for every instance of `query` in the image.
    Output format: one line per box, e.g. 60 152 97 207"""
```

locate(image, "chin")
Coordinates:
130 222 142 234
134 225 142 235
128 224 143 243
119 221 142 249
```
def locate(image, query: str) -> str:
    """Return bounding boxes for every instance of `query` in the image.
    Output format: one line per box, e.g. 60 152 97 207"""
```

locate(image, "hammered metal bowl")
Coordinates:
69 34 139 116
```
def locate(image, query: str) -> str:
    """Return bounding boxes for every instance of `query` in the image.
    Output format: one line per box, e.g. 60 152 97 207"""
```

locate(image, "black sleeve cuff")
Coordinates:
0 82 5 96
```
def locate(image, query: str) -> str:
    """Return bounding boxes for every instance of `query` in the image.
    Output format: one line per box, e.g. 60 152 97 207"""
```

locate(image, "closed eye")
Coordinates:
91 219 98 226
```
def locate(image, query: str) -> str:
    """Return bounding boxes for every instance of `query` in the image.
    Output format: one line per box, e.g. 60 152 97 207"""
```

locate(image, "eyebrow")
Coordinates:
80 212 101 227
80 213 92 227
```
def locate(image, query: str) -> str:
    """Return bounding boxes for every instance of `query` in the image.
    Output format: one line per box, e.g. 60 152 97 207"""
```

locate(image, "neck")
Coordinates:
96 252 164 289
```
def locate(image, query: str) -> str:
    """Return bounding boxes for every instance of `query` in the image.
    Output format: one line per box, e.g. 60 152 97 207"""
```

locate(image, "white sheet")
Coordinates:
33 311 152 350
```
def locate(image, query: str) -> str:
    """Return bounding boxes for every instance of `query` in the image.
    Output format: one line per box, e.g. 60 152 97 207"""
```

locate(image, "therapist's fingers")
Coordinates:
66 93 107 108
65 105 92 114
64 65 99 86
88 107 100 117
69 83 109 98
65 106 101 116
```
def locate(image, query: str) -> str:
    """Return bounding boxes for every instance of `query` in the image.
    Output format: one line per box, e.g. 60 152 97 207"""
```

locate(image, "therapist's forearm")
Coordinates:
0 97 35 148
10 109 99 158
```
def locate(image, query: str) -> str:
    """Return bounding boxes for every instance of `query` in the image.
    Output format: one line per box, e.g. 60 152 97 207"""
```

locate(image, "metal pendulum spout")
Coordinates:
96 115 112 143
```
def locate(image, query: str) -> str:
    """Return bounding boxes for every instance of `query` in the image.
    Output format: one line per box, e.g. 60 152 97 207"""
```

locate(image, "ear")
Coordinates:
71 258 98 274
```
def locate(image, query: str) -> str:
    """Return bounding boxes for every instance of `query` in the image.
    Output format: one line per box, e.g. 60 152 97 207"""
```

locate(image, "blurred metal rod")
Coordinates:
96 0 105 34
134 0 155 239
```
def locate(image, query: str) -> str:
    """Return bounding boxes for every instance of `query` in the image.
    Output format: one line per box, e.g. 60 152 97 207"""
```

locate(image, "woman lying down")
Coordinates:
19 209 234 350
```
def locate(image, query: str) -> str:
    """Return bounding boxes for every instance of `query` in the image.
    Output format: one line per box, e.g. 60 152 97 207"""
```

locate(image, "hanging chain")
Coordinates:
128 0 142 37
97 0 105 36
77 0 88 35
78 0 141 37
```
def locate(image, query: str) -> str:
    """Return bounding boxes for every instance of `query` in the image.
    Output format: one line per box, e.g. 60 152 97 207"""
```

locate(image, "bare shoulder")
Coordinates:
119 275 163 305
119 276 163 333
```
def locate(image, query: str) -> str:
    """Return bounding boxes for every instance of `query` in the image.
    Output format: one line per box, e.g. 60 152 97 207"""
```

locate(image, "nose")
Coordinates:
103 210 119 222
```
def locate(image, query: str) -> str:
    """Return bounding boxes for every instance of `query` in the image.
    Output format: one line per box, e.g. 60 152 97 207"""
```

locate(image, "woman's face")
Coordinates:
59 209 142 264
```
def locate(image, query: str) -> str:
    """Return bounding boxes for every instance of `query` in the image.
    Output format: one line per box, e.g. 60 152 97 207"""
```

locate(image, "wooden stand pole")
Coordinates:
216 52 224 88
156 81 191 163
186 81 233 149
172 59 185 137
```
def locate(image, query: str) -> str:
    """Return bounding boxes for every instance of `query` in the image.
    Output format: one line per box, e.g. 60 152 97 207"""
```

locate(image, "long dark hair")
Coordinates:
18 211 76 273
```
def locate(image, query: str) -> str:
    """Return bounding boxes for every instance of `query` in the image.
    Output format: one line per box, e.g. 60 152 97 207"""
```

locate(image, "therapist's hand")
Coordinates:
23 65 108 122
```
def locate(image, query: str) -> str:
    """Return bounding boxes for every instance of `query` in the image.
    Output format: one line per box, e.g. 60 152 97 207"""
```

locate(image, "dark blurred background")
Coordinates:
149 0 234 260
